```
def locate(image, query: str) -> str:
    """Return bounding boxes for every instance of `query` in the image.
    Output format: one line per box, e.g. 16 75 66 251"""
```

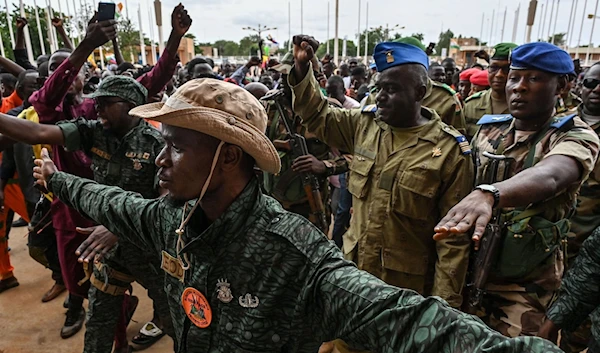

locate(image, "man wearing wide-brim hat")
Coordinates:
35 77 562 352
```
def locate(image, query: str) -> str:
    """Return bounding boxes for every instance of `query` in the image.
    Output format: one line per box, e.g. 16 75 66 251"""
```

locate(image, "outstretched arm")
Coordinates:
0 112 64 146
34 149 165 253
52 18 74 50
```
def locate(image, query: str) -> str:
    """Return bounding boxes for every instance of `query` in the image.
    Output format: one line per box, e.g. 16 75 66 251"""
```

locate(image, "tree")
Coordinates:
547 33 566 46
315 39 357 60
435 29 455 56
238 34 261 56
356 28 387 57
0 3 72 60
213 40 239 56
412 33 425 42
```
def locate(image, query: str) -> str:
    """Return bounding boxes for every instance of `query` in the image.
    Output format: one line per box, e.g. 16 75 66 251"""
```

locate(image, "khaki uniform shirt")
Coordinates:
473 113 599 289
464 89 510 139
423 79 467 135
290 66 474 307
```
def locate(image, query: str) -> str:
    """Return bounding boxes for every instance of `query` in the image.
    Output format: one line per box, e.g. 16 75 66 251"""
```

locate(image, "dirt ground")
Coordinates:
0 223 173 353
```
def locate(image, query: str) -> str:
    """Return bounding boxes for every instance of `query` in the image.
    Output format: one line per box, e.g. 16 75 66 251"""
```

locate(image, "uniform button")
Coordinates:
225 322 233 331
166 283 172 292
272 334 280 343
244 331 252 340
271 217 280 223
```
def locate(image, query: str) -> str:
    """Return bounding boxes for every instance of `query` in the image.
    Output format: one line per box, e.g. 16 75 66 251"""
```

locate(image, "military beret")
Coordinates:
470 69 489 86
459 68 481 81
510 42 574 75
491 42 518 60
393 37 426 52
374 42 429 72
86 75 148 106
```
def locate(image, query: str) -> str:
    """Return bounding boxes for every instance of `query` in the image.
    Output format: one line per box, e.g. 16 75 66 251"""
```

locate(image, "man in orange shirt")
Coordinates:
0 70 39 292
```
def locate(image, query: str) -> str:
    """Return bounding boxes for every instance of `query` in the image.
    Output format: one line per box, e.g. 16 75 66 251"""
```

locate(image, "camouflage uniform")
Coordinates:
463 89 510 139
263 99 348 226
557 92 583 115
559 105 600 353
290 65 474 308
57 118 173 353
47 171 564 353
471 113 599 337
547 226 600 352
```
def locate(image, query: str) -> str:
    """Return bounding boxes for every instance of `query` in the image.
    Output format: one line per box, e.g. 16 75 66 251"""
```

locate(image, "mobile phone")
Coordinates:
97 2 116 21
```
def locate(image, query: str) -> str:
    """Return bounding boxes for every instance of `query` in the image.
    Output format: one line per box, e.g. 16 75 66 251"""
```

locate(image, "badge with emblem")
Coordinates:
133 159 142 171
181 287 212 328
125 152 135 158
216 278 233 303
239 293 259 308
431 147 442 157
142 152 150 160
386 51 395 63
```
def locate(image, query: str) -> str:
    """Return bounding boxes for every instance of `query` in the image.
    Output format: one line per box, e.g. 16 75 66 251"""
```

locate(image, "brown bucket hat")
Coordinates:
129 78 281 174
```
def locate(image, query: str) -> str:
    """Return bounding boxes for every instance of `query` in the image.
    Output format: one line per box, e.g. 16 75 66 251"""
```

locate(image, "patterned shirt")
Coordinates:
47 171 563 353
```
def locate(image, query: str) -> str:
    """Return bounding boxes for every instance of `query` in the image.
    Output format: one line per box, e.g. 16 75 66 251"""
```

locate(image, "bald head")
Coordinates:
245 82 269 100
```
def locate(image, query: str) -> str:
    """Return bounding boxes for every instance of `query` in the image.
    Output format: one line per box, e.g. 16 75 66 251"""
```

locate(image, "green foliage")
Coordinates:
435 29 455 56
315 38 357 59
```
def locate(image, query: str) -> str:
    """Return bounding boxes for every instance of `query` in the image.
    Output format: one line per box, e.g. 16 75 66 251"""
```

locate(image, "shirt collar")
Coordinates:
179 178 265 258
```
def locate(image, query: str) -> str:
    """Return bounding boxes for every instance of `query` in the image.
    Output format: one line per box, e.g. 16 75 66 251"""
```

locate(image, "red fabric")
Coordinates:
0 91 23 114
0 182 30 279
470 69 490 86
459 68 482 82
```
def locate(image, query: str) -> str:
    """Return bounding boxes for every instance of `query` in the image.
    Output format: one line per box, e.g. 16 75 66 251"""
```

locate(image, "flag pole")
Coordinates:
33 0 46 55
20 0 35 62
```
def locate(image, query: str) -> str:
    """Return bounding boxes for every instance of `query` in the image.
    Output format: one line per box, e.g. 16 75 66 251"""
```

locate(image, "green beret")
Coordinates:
86 75 148 106
491 42 518 60
393 37 426 52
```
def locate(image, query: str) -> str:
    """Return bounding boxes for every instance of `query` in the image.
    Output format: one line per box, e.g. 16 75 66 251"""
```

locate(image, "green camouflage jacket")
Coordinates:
48 171 562 353
57 118 164 199
547 226 600 344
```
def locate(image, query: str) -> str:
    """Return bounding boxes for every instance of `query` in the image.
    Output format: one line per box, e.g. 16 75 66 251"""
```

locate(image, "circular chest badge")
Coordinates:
181 287 212 328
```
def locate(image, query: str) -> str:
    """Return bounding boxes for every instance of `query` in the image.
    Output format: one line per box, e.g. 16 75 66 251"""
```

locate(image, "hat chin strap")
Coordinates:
176 141 225 271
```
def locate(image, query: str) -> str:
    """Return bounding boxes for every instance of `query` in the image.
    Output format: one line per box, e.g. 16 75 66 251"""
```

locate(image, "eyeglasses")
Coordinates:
488 65 510 74
583 78 600 89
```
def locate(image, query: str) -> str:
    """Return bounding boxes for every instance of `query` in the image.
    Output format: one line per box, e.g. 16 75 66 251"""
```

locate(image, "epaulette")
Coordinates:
442 125 472 155
432 81 457 95
464 90 484 103
550 113 576 129
362 104 377 113
477 114 514 125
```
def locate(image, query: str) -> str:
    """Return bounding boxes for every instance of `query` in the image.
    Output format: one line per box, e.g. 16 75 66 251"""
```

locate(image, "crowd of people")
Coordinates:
1 4 600 353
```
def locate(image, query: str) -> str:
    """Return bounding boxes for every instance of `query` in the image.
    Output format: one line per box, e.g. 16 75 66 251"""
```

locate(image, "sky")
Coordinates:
8 0 600 51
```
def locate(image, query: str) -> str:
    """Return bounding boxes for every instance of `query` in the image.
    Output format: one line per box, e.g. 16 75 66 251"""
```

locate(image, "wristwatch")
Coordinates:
475 184 500 208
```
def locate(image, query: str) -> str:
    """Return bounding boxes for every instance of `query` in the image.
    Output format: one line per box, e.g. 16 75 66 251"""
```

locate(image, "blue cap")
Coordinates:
374 42 429 72
369 62 377 70
510 42 574 75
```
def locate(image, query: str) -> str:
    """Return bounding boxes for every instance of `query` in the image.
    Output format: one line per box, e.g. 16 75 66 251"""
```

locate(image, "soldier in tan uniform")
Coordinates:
291 36 474 307
435 42 600 338
463 43 517 139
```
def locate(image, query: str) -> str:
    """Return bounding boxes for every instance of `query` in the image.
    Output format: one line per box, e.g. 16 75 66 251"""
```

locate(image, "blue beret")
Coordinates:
369 62 377 70
510 42 574 75
374 42 429 72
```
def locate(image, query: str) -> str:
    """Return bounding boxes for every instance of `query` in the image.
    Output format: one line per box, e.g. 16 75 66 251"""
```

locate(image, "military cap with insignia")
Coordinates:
509 42 575 75
491 42 518 60
373 42 429 73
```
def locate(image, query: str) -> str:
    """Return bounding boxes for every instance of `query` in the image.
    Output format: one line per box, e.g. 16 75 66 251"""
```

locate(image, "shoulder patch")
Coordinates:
441 125 472 155
464 91 484 103
477 114 514 125
550 113 576 129
361 104 378 113
433 82 457 95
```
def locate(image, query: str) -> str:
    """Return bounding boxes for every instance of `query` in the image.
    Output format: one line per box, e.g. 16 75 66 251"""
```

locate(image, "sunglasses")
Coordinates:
583 78 600 89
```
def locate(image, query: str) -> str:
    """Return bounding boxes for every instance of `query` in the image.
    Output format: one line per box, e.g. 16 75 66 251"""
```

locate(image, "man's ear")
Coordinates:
221 144 244 171
556 75 568 96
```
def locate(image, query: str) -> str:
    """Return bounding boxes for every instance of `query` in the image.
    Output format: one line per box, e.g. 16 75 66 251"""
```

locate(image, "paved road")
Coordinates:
0 221 173 353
